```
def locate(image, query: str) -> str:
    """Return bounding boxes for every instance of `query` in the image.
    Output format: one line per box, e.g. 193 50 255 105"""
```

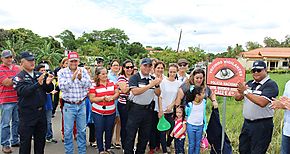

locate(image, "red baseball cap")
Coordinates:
68 52 79 61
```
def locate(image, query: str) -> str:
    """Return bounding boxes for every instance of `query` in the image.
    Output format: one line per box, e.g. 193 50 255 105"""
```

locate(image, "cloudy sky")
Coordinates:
1 0 290 52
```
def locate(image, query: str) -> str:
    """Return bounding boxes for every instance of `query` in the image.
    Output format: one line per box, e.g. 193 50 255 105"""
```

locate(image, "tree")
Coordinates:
246 41 263 50
56 30 78 50
153 47 163 51
33 40 63 68
281 35 290 47
188 46 204 53
127 42 147 57
263 37 280 47
92 28 129 47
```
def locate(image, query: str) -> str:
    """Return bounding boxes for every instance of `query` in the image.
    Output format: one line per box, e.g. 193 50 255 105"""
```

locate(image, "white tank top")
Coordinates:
187 101 204 126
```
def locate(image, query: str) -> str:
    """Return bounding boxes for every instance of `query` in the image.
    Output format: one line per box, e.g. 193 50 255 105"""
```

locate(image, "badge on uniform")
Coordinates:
14 76 21 82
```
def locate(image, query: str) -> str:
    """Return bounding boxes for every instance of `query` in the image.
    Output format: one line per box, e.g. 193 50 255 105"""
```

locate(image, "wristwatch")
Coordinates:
243 89 251 95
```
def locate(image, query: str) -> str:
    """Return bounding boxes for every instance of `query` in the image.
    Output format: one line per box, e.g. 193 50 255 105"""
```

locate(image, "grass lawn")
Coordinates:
208 73 290 154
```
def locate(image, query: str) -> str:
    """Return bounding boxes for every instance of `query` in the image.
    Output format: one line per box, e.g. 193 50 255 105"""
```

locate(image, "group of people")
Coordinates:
0 48 289 154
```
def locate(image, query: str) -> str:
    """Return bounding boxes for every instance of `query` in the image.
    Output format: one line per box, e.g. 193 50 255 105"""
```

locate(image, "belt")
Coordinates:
63 98 85 105
130 102 152 110
245 117 273 123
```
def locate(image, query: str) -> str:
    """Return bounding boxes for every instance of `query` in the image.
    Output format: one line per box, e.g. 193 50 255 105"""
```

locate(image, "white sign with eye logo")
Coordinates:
207 58 245 97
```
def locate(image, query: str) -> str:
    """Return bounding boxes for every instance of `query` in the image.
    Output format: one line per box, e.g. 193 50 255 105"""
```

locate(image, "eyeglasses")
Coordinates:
169 71 177 73
143 64 152 67
112 64 119 67
251 68 263 73
178 63 187 67
125 66 134 69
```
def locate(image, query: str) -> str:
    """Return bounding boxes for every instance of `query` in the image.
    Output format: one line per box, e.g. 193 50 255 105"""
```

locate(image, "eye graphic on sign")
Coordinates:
214 68 235 80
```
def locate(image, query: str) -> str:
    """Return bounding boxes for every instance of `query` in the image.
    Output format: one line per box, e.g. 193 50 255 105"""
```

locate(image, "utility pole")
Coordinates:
176 29 182 52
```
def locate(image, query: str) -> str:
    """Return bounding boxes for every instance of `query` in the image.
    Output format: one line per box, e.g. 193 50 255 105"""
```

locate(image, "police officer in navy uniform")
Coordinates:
235 60 279 154
13 52 54 154
124 58 162 154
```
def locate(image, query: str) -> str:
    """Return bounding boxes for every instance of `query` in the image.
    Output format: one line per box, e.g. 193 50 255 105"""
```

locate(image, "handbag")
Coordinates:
200 133 209 151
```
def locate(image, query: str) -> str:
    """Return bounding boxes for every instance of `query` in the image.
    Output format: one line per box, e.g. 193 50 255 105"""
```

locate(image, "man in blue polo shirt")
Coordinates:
234 60 279 154
124 58 162 154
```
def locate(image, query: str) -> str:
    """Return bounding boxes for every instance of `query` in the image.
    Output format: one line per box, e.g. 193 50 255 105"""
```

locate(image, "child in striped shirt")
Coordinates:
170 105 187 154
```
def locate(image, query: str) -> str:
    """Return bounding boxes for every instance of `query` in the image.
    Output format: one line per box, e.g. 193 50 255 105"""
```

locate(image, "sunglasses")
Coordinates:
4 56 12 59
252 68 263 73
125 66 134 69
178 63 188 67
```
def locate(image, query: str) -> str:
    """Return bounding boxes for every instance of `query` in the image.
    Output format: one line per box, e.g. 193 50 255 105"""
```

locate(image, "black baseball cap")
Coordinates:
252 60 266 69
20 51 35 61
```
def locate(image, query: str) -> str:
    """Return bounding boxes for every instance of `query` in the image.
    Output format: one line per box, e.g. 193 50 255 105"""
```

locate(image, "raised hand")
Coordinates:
77 69 82 80
237 82 247 94
38 73 45 85
46 74 54 85
150 77 162 87
72 69 79 81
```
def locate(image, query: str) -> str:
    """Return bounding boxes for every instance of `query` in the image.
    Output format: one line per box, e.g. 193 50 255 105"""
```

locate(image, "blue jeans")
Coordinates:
187 123 203 154
63 102 86 154
46 110 53 139
1 103 19 147
281 134 290 154
174 138 185 154
92 112 115 152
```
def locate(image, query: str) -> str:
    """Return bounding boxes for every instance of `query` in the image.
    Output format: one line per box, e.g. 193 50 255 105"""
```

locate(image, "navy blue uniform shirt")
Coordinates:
13 70 54 122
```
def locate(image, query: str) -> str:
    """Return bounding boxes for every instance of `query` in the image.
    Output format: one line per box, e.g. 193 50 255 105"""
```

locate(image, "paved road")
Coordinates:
7 109 124 154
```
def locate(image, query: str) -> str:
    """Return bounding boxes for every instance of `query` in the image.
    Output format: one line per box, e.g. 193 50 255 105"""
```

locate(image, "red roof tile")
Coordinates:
242 48 290 58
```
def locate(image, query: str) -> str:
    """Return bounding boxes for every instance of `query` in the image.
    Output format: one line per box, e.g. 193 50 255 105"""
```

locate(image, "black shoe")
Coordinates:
110 144 115 149
11 143 20 147
114 143 121 149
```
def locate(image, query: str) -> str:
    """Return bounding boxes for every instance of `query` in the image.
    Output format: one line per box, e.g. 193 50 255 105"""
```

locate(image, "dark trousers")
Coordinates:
52 91 59 115
87 123 95 143
239 118 273 154
19 110 47 154
124 107 153 154
118 102 128 148
160 113 174 152
92 112 115 152
174 138 185 154
149 111 160 149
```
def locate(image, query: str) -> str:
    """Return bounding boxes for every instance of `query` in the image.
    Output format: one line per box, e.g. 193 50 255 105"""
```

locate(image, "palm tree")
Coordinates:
33 40 63 68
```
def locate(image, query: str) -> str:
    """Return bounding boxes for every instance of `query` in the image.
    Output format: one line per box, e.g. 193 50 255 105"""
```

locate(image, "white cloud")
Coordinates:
1 0 290 52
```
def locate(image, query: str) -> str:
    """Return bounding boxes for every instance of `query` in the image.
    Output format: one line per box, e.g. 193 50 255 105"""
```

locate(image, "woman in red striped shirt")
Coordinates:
89 67 119 154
